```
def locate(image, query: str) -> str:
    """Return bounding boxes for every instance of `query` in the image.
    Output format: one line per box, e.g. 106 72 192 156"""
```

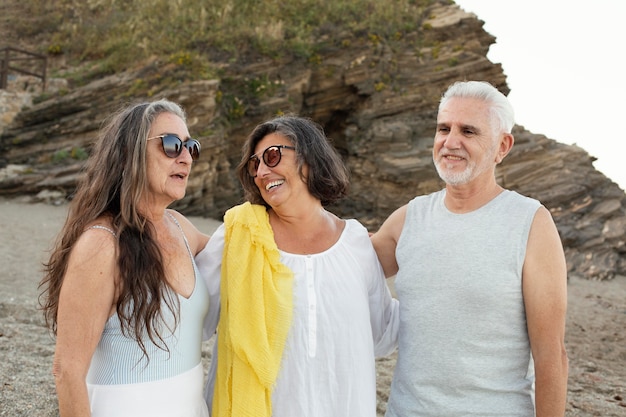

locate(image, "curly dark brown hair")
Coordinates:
237 115 349 207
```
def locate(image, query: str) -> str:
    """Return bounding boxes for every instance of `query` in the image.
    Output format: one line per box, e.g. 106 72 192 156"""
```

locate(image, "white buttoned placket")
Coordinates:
304 255 317 357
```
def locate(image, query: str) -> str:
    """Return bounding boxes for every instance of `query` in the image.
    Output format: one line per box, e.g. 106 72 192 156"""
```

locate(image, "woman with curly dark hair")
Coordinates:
202 115 399 417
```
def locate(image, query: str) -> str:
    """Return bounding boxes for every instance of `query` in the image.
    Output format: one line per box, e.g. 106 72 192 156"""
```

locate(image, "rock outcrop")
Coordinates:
1 1 624 279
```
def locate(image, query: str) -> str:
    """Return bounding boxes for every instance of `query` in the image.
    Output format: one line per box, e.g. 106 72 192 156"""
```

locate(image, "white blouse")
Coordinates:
197 218 399 417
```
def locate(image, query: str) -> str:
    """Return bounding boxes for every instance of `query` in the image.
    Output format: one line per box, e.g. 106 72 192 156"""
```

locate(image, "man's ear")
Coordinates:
496 133 514 164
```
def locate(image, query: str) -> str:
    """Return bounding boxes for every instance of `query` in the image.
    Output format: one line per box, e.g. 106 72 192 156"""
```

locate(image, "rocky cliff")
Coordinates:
1 1 624 280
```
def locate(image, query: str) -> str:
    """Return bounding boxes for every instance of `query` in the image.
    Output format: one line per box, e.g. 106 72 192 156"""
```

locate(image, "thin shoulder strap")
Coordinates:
166 211 193 258
86 225 117 237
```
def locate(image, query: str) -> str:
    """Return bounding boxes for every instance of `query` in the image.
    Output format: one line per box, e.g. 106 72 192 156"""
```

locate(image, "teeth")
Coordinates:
266 180 284 190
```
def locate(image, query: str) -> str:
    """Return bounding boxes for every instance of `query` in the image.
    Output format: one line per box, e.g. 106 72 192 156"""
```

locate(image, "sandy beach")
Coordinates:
0 197 624 416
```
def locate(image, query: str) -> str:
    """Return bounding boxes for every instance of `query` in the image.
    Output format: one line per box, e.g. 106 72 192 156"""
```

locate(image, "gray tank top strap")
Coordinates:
86 225 117 237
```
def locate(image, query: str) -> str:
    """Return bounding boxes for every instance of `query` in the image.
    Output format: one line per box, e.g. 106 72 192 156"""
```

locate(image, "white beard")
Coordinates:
434 158 475 185
434 140 499 186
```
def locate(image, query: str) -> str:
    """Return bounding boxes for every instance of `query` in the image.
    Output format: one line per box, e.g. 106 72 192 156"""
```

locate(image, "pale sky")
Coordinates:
455 0 626 191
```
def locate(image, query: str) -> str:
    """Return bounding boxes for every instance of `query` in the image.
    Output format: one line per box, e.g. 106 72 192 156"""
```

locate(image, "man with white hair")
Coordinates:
372 80 569 416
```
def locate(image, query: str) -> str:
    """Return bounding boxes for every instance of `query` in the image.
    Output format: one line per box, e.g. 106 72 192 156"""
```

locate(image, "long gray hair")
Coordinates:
41 99 187 360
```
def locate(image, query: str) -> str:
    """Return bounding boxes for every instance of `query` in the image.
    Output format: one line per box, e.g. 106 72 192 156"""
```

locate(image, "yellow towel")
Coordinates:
212 202 293 417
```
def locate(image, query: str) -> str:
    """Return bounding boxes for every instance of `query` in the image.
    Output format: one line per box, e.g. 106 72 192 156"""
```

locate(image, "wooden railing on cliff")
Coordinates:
0 46 47 91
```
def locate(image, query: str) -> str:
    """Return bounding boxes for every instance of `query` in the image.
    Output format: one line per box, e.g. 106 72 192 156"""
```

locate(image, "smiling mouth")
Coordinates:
265 180 284 191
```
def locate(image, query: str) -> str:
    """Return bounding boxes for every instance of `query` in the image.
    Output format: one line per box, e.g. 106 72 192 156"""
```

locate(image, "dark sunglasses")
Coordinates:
147 134 201 160
247 145 296 177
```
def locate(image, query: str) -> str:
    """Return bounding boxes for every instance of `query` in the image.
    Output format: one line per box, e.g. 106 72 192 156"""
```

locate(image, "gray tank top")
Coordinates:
386 189 540 417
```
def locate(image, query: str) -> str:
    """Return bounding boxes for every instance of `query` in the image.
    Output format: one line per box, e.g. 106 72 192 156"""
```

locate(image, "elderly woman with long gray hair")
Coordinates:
40 99 217 417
